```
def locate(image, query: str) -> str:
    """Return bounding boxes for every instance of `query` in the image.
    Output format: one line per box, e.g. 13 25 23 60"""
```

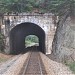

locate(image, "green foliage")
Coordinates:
65 61 75 74
0 33 5 52
69 62 75 74
0 0 75 16
0 57 7 63
25 35 39 47
25 35 39 43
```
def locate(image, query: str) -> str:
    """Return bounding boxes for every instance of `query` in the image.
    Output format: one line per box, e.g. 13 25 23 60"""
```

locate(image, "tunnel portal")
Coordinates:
9 22 45 54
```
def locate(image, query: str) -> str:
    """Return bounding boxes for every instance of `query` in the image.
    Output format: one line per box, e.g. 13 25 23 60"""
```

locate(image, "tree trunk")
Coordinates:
0 13 4 33
70 0 75 22
0 18 2 33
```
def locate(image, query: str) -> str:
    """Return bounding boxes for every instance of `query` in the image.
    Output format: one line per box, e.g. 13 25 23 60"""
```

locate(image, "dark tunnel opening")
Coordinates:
9 22 45 54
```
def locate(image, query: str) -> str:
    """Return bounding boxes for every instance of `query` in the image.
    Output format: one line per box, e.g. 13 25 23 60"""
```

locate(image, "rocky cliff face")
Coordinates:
52 16 75 62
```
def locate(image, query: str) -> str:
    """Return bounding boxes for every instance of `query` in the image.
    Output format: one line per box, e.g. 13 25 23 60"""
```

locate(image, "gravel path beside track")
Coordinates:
40 52 75 75
0 52 29 75
0 52 74 75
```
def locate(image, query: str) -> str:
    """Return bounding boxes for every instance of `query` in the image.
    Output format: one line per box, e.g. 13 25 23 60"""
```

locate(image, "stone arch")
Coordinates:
9 22 45 54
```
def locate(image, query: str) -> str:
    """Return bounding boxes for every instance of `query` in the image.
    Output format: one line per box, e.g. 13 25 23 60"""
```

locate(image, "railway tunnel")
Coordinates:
9 22 45 54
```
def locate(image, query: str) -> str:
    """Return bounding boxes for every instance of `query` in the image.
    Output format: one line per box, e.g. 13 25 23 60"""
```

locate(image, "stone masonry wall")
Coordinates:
1 13 55 54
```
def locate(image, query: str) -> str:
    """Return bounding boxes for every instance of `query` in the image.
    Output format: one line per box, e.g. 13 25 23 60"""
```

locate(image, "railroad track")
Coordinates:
19 51 47 75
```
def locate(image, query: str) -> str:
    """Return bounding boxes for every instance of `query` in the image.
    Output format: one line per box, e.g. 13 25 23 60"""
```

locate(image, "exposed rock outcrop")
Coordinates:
52 15 75 62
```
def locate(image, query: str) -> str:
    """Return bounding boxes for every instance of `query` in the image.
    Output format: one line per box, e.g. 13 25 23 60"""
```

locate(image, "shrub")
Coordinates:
0 33 5 52
68 61 75 74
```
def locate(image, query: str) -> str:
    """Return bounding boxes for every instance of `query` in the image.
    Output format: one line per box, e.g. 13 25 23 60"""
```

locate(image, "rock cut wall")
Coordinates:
52 15 75 62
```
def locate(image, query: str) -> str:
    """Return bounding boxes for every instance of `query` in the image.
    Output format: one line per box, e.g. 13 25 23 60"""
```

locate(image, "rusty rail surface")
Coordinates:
19 51 47 75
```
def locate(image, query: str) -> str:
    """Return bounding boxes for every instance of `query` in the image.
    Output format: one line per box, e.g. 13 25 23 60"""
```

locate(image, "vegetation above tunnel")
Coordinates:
0 0 75 16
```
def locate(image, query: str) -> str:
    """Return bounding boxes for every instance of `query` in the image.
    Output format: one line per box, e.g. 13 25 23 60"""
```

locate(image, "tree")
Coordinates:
0 33 5 52
69 0 75 19
0 0 75 18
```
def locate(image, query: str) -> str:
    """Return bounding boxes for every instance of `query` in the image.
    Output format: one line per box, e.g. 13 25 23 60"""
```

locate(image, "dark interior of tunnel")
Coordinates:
9 22 45 54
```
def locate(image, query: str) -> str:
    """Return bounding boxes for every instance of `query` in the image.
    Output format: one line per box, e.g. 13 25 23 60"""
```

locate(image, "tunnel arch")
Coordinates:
9 22 45 54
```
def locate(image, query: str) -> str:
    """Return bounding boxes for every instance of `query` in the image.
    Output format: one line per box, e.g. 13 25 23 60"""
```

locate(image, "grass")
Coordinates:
0 53 12 63
68 62 75 74
65 61 75 74
0 58 8 63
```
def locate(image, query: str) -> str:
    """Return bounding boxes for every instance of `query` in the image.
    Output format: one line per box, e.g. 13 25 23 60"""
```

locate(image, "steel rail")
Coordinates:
22 52 32 75
22 51 45 75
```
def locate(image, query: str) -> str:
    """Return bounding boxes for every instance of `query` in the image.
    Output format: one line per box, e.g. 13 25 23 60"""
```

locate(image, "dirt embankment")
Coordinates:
0 53 14 64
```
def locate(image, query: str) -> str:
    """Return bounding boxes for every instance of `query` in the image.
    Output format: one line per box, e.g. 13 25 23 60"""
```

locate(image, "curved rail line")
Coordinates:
20 51 47 75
